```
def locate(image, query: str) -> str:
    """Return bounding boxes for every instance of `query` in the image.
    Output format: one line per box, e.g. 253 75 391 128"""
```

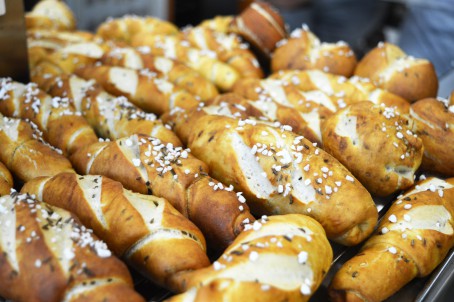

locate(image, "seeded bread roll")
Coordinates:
167 110 378 246
69 134 255 251
409 97 454 176
0 78 98 155
329 177 454 302
0 192 145 302
271 27 357 77
0 114 74 182
322 101 423 197
21 172 210 291
169 214 332 302
25 0 76 31
354 42 438 102
0 161 13 196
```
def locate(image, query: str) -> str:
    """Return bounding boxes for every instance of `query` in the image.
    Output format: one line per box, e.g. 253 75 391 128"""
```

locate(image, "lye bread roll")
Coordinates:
0 162 13 196
271 26 357 77
169 214 333 302
329 177 454 302
322 101 423 197
410 97 454 176
354 42 438 102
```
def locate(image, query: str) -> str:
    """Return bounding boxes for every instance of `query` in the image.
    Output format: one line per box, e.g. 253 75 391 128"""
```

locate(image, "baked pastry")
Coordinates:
21 172 210 291
25 0 76 31
69 134 255 251
0 78 98 155
271 26 357 77
409 97 454 176
167 111 378 246
168 214 332 302
354 42 438 102
329 177 454 302
322 101 423 196
0 192 145 302
199 15 234 33
0 113 74 182
0 161 13 196
230 1 287 58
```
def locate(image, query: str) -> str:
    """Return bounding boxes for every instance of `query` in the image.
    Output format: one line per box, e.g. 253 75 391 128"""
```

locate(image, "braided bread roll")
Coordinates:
271 26 357 77
69 134 255 250
167 112 378 246
168 214 332 301
101 46 219 101
0 78 98 155
0 114 74 182
409 97 454 176
322 101 423 197
25 0 76 31
33 73 182 146
130 34 240 91
329 177 454 302
96 15 179 44
21 172 210 291
75 65 200 115
0 161 13 196
354 42 438 102
0 192 145 302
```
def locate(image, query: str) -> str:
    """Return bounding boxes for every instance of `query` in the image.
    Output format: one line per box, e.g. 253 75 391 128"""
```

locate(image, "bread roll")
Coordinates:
25 0 76 31
0 161 13 196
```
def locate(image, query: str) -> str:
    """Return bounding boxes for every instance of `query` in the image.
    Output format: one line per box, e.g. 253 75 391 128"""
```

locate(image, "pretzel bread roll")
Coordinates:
271 27 357 77
96 15 179 44
354 42 438 102
0 78 98 155
329 177 454 302
0 162 13 196
230 1 287 58
183 26 264 79
322 101 423 197
21 172 210 291
25 0 76 31
34 73 182 146
233 77 337 145
0 193 145 302
69 134 255 250
75 65 200 115
199 15 234 33
101 46 219 101
0 114 74 182
130 34 240 91
168 214 332 301
271 70 411 113
409 97 454 176
170 112 377 245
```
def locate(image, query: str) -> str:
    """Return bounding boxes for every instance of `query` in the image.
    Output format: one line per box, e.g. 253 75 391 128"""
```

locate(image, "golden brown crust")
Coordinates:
25 0 76 31
199 16 234 33
329 177 454 302
322 101 423 196
271 28 357 77
410 98 454 176
0 161 13 196
354 43 438 102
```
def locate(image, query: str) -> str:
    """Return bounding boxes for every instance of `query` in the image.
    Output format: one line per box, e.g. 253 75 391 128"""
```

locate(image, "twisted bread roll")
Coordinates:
354 42 438 102
0 162 13 196
75 65 200 115
271 26 357 77
168 214 332 301
101 46 219 101
96 15 179 44
130 34 240 91
25 0 76 31
183 26 264 79
69 134 255 250
322 101 423 197
167 112 377 245
33 73 182 146
0 78 98 155
0 113 74 182
409 97 454 176
329 177 454 302
0 192 145 302
21 172 210 291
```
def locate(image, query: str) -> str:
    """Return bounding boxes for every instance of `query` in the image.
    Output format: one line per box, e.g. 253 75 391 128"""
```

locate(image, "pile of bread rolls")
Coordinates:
0 0 453 301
